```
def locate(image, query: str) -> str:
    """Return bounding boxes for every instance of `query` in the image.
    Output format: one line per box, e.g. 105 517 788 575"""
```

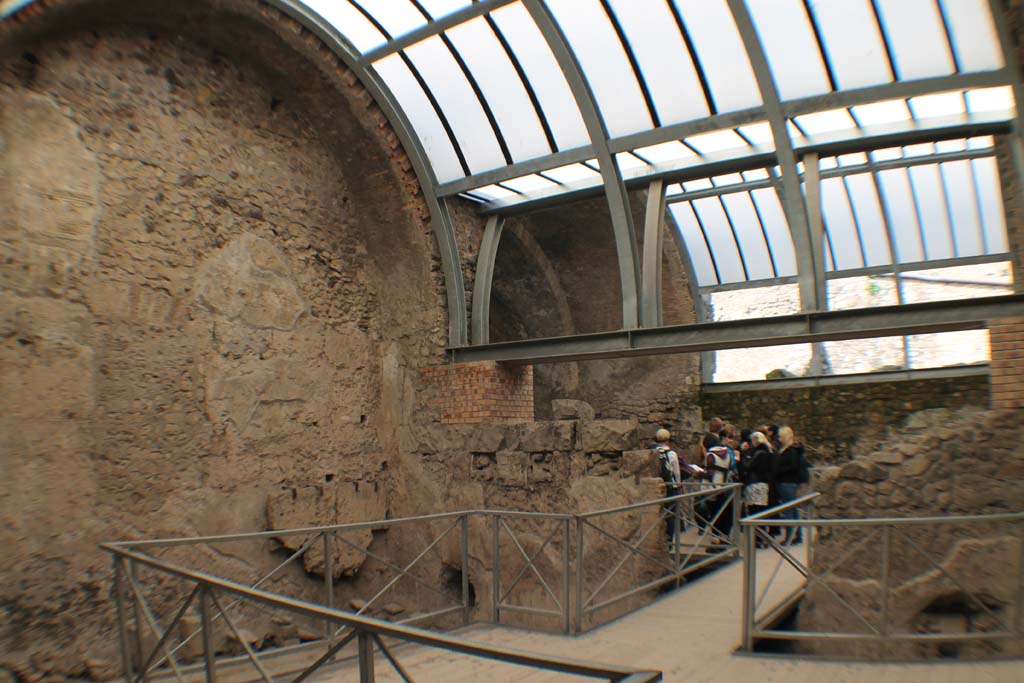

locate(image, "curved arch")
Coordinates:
262 1 470 345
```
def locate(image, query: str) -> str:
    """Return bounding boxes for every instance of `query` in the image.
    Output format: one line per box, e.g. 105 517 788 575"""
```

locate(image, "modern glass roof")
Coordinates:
8 0 1015 341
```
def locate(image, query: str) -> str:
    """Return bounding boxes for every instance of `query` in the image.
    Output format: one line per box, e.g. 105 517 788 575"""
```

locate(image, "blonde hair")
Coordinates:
750 431 774 452
778 425 795 447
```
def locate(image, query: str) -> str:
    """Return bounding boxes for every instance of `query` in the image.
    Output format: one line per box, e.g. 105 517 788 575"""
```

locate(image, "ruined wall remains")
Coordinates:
0 0 449 677
804 407 1024 658
702 371 991 463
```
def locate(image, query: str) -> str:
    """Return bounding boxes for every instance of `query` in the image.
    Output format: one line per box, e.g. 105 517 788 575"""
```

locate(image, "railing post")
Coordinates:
492 514 501 624
575 516 584 634
461 513 471 626
672 498 682 580
741 521 756 652
357 631 375 683
562 517 571 633
1018 519 1024 637
113 556 134 683
323 531 334 648
199 587 216 683
731 486 743 548
129 560 145 681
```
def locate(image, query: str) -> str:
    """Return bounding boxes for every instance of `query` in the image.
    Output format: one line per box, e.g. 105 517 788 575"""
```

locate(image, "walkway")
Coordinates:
314 544 1023 682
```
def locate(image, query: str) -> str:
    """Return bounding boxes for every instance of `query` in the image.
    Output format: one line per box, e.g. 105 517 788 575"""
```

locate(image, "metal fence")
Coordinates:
101 485 742 683
738 494 1024 659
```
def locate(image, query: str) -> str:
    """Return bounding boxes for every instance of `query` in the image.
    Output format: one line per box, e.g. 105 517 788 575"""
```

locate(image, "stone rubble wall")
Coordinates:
803 407 1024 659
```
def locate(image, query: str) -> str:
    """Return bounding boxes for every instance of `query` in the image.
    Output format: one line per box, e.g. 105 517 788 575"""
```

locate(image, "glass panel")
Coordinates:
721 193 774 281
373 55 464 181
967 135 996 150
713 342 813 382
870 147 903 162
747 0 830 99
874 0 955 80
794 108 858 136
683 178 714 191
965 86 1014 114
844 173 892 266
971 157 1009 253
876 168 925 263
615 152 649 171
908 92 965 119
670 203 718 285
820 177 864 269
543 163 601 184
491 3 589 150
827 275 899 310
934 138 967 154
547 0 651 137
712 172 744 187
360 0 428 38
674 0 762 112
608 0 711 124
838 152 868 167
446 18 552 162
711 283 802 319
851 99 911 127
908 164 955 259
417 0 472 20
737 122 774 145
750 187 798 277
819 156 839 170
907 330 989 369
941 160 984 257
304 0 386 53
634 141 696 164
939 0 1004 72
824 335 906 373
809 0 893 89
404 36 505 173
470 184 519 201
710 285 806 381
903 142 936 157
901 262 1013 304
685 129 747 155
742 168 770 181
692 197 746 283
501 174 559 193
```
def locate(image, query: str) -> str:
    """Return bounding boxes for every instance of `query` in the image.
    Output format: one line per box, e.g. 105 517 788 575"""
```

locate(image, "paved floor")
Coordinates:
312 543 1024 682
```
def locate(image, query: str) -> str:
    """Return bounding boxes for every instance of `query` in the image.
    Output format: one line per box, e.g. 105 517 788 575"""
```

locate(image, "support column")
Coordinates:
990 316 1024 409
641 180 668 327
420 361 534 423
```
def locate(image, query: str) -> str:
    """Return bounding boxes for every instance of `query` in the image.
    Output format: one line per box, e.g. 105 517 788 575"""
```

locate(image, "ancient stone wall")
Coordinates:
0 1 449 678
804 408 1024 658
701 371 991 463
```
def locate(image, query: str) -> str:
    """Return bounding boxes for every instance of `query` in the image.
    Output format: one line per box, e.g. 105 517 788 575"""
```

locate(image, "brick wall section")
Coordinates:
990 316 1024 409
421 362 535 424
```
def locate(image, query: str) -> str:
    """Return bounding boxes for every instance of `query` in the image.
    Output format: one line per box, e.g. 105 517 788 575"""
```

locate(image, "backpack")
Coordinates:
797 450 811 484
706 447 738 483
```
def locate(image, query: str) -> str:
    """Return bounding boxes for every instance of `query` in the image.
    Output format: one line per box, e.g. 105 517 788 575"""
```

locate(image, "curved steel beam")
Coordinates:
472 215 504 345
726 0 825 314
269 1 469 345
522 0 642 330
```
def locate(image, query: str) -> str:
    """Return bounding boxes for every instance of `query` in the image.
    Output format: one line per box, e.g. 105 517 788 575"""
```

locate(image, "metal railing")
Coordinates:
104 543 661 683
101 486 744 682
739 494 1024 659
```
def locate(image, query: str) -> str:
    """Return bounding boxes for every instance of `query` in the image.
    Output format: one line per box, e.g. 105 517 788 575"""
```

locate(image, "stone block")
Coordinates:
579 419 638 452
519 420 574 452
621 449 657 479
901 454 932 478
465 424 509 452
871 450 905 465
495 450 527 485
551 399 595 420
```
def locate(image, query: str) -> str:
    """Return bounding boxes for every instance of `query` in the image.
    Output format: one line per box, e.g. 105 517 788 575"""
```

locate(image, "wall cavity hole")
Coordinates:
442 566 475 608
324 473 334 483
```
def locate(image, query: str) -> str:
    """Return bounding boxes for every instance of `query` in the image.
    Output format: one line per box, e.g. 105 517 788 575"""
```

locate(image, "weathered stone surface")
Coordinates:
495 450 527 485
551 399 595 420
579 419 638 452
519 420 575 452
621 449 657 480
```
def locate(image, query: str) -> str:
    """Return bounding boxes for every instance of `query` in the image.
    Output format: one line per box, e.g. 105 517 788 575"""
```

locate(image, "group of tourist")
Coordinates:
652 417 810 545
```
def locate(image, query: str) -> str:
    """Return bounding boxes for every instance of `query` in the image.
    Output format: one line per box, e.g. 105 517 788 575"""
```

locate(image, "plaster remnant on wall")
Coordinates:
193 234 306 330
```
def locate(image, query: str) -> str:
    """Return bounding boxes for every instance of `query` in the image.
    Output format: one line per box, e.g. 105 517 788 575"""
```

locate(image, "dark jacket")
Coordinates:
772 443 806 485
742 444 774 485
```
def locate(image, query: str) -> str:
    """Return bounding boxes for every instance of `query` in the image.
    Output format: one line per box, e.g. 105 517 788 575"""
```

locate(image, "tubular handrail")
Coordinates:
578 483 742 519
104 544 661 682
739 499 1024 658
